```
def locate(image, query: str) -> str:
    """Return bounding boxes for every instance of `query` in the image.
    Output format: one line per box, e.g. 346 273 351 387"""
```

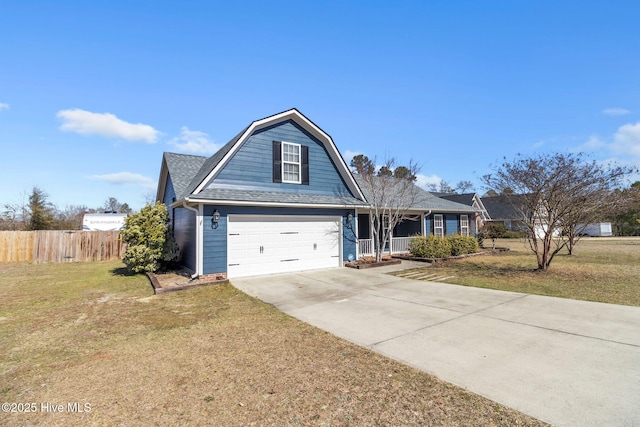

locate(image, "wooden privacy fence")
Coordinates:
0 231 126 263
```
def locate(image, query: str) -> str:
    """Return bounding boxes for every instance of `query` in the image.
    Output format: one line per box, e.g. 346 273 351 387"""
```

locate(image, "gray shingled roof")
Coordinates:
164 149 477 211
196 188 365 206
163 152 207 199
164 150 364 205
354 175 477 213
437 193 476 206
481 195 524 220
181 127 248 197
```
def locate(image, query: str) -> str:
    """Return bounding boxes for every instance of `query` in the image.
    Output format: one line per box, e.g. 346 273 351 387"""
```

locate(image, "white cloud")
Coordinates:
572 135 607 153
0 102 9 111
57 109 160 143
415 173 443 189
343 150 363 161
89 172 156 190
611 122 640 158
168 126 220 154
531 140 545 149
602 107 631 116
573 121 640 164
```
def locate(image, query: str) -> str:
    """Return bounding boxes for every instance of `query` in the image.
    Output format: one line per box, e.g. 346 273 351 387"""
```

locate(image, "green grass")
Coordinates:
396 237 640 306
0 260 545 426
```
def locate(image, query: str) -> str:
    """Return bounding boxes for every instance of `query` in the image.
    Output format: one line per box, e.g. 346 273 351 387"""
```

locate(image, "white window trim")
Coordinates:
434 214 444 237
281 141 301 184
460 214 469 236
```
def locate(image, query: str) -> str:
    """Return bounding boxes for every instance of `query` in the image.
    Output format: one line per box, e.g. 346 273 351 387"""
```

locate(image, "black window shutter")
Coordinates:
272 141 282 183
301 145 309 185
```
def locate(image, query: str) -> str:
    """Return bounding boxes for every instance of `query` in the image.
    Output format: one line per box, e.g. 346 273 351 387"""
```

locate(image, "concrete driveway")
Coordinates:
232 262 640 426
231 263 640 427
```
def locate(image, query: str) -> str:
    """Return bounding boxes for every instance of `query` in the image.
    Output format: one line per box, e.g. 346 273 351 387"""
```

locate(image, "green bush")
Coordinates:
121 203 178 273
449 235 480 256
408 235 452 258
409 234 479 258
478 223 508 248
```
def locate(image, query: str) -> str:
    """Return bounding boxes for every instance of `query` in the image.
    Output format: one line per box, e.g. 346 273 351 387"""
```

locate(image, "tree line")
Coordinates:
0 187 133 231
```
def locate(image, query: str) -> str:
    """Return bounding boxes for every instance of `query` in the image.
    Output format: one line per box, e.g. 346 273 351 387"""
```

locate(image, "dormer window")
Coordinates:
272 141 309 185
282 142 301 183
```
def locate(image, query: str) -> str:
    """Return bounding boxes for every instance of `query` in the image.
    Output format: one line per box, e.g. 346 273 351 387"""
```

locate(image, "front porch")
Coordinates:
357 236 413 257
356 212 422 258
355 211 476 258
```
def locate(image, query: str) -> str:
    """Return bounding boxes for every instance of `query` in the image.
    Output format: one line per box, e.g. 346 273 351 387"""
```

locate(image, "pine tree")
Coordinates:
27 187 54 230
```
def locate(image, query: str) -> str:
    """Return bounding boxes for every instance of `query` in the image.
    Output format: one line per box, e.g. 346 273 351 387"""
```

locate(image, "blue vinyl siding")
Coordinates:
208 120 353 197
203 205 227 274
425 213 466 236
163 177 176 224
446 215 459 236
174 207 196 271
163 175 197 271
202 205 356 275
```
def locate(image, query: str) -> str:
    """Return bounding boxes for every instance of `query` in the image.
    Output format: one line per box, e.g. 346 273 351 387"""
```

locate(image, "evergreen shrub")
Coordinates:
121 203 178 273
408 234 479 258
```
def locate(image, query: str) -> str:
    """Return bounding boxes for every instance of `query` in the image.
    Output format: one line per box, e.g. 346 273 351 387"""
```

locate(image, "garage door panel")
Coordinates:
228 216 341 278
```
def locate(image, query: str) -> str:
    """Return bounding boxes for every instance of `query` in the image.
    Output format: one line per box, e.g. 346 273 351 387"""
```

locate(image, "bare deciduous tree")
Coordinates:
103 197 133 214
455 180 474 193
54 205 93 230
483 152 636 270
426 179 454 193
607 182 640 236
353 157 424 262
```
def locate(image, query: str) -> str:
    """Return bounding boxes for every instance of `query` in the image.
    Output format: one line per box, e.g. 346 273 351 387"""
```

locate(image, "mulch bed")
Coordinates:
345 257 402 269
147 269 228 294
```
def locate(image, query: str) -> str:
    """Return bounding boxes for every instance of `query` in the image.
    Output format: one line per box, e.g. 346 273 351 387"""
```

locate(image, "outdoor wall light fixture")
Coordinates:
345 212 355 231
211 209 220 229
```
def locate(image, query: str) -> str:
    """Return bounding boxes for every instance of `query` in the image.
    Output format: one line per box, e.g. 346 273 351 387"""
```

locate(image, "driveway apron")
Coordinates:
231 265 640 427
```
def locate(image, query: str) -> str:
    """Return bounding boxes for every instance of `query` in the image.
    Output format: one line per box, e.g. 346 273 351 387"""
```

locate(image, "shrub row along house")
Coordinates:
156 109 478 278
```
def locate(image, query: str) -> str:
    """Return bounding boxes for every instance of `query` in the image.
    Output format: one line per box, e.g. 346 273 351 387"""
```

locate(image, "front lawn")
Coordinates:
396 237 640 306
0 261 545 426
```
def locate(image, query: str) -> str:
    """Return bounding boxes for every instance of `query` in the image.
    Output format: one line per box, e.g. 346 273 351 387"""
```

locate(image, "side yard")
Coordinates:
0 261 544 426
395 237 640 306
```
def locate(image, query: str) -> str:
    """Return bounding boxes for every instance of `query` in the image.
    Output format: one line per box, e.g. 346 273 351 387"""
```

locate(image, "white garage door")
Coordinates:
227 215 341 278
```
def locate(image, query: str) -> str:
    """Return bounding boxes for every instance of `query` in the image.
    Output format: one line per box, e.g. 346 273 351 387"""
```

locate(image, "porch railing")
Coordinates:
358 239 373 257
357 237 412 257
391 236 412 254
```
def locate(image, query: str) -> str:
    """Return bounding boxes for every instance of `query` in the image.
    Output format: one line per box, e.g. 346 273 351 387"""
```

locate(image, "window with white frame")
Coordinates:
460 215 469 236
281 142 301 183
434 214 444 237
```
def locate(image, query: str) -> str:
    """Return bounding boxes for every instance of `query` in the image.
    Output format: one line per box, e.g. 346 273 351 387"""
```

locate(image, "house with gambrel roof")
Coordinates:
156 109 477 278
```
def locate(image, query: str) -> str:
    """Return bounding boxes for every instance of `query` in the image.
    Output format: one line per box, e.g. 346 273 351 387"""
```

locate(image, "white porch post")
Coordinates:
182 201 204 277
197 204 203 276
354 209 360 259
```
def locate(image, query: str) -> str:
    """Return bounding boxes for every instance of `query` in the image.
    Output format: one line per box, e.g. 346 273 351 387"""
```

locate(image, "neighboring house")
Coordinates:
435 192 490 232
481 194 560 238
481 195 528 233
156 109 479 278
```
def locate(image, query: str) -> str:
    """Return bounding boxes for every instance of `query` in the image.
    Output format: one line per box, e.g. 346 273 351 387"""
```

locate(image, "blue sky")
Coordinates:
1 1 639 211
